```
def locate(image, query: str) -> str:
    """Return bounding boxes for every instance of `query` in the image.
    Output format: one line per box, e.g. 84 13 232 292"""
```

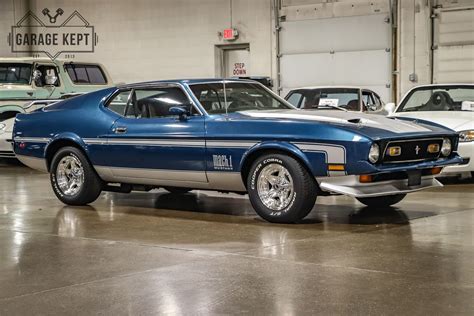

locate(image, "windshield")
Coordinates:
296 88 360 111
398 86 474 112
0 63 32 85
189 82 292 114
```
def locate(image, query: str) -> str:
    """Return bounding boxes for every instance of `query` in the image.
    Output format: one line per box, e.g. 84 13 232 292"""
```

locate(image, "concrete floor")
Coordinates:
0 164 473 315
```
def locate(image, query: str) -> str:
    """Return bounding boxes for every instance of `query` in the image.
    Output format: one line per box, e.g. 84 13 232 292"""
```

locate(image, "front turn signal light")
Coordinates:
431 167 442 175
359 175 373 183
427 143 440 153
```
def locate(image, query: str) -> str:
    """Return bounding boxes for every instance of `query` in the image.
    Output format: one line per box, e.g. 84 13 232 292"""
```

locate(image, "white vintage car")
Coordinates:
0 117 15 158
386 84 474 178
0 100 58 159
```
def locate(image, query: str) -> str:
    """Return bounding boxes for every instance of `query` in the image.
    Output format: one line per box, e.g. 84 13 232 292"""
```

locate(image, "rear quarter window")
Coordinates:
65 64 107 85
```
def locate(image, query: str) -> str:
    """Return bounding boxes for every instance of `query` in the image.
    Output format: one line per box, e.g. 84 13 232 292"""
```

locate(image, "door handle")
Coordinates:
114 127 127 134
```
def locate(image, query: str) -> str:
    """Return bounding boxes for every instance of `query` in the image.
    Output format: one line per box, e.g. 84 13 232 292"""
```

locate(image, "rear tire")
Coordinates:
247 153 317 223
356 194 406 208
50 146 102 205
164 187 192 194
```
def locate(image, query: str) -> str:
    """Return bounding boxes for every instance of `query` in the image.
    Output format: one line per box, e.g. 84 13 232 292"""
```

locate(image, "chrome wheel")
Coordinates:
56 155 84 196
257 163 294 211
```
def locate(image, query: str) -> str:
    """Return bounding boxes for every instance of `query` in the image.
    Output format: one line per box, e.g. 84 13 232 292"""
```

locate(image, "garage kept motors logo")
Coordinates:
8 8 98 60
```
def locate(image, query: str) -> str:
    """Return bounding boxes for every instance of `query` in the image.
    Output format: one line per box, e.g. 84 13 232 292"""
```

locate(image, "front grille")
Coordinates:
382 138 443 163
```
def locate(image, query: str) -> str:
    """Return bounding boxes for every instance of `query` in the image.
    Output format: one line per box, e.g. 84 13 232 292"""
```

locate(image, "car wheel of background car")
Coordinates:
50 146 103 205
247 153 317 223
164 187 192 194
356 194 406 208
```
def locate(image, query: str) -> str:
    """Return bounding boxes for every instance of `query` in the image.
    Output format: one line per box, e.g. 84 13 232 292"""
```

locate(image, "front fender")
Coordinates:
240 141 315 174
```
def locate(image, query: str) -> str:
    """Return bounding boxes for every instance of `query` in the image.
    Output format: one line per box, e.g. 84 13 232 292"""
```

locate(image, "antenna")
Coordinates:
223 79 228 117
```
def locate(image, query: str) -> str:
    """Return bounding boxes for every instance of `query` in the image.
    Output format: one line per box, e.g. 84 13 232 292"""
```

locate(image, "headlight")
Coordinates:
368 143 380 163
459 130 474 142
441 138 452 156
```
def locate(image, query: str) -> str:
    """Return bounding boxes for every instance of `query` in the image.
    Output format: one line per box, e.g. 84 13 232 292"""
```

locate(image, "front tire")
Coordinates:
247 154 317 223
356 194 406 208
50 146 103 205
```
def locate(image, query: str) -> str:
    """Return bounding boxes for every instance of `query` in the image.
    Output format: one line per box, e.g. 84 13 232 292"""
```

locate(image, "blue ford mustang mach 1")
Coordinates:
13 79 461 223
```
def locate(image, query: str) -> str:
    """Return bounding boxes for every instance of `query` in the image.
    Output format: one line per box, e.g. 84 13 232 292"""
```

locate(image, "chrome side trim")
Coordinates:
206 140 259 148
16 155 48 172
83 138 258 149
317 175 442 198
14 137 51 143
107 139 205 147
83 138 107 145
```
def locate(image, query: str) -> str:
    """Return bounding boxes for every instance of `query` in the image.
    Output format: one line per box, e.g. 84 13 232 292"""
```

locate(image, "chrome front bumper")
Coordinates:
317 175 442 198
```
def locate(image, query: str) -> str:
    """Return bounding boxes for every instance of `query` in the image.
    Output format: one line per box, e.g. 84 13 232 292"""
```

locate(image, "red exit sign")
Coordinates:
223 28 238 40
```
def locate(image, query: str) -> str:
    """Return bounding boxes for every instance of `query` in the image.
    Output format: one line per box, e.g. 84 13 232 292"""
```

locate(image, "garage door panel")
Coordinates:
280 14 390 54
433 7 474 83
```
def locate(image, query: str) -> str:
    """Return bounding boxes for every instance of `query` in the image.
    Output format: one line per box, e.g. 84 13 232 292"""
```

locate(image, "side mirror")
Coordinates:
384 102 396 115
32 70 43 87
169 106 188 121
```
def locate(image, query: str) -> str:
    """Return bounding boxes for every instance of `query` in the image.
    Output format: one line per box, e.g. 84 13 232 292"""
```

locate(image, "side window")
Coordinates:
190 86 223 112
36 65 60 86
65 64 107 84
286 92 303 107
374 93 383 107
107 90 132 117
107 87 197 119
362 91 375 111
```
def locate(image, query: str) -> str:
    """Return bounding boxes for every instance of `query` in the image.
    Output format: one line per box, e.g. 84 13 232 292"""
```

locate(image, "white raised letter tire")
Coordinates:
50 146 103 205
247 153 317 223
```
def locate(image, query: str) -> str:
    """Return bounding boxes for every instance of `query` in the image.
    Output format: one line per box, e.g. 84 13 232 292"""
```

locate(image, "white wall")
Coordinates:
0 0 30 57
397 0 432 99
0 0 274 84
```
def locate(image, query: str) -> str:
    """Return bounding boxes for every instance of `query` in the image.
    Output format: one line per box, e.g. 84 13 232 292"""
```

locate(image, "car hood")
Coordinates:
235 109 451 137
391 111 474 131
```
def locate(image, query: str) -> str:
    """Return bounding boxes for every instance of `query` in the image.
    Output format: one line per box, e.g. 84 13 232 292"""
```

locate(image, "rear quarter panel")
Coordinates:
13 88 117 162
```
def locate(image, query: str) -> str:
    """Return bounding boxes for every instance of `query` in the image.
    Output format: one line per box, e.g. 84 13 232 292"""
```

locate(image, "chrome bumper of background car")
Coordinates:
317 175 442 198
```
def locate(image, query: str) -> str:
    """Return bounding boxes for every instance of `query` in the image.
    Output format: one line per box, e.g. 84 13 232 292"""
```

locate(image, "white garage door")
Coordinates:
433 7 474 83
279 13 392 101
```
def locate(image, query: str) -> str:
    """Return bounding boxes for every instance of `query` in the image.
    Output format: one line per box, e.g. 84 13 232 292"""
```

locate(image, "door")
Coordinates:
104 86 207 183
433 7 474 83
279 5 392 101
221 46 250 78
33 63 62 101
